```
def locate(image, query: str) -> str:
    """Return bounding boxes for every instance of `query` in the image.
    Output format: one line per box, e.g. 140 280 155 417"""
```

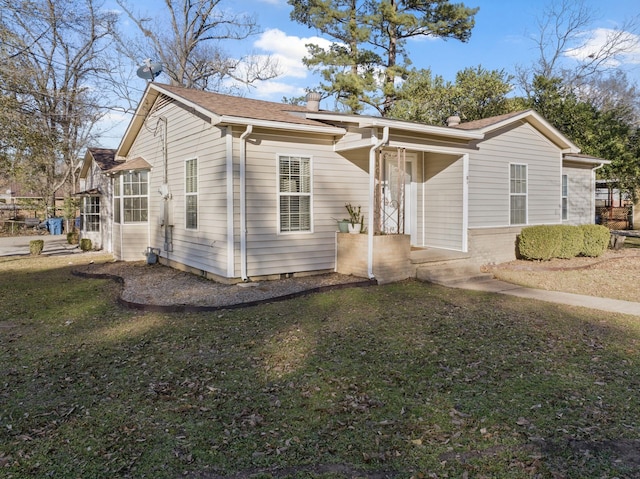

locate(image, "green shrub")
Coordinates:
580 224 610 257
67 231 79 245
557 225 584 259
29 239 44 256
518 225 562 260
79 238 92 251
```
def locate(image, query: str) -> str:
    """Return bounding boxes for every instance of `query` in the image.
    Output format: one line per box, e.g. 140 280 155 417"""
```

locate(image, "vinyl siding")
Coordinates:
122 97 229 276
121 99 371 279
421 153 464 250
80 162 113 252
244 130 369 278
468 122 563 228
334 127 373 151
113 223 148 261
563 163 595 225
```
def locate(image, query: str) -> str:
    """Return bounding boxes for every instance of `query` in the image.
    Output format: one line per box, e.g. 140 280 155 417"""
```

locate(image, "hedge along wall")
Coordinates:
518 224 610 260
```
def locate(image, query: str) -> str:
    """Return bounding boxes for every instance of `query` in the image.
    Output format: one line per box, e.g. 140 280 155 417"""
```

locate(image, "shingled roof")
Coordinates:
452 111 529 130
155 84 328 128
106 156 152 174
87 148 119 171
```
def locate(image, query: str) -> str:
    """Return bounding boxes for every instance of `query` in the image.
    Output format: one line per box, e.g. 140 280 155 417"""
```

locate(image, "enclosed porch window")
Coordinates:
113 170 149 224
81 196 100 232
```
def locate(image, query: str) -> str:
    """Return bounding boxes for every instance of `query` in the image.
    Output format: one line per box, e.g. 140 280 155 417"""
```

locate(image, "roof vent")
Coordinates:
446 115 461 127
305 92 321 112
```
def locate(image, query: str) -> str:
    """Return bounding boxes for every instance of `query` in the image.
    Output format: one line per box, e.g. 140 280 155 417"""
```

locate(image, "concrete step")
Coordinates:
415 259 494 286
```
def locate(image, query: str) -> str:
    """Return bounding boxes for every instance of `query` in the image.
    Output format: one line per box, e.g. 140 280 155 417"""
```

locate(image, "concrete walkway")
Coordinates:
450 277 640 317
0 235 638 317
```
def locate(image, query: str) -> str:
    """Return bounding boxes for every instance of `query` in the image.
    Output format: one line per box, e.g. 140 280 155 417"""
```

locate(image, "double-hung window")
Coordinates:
185 158 198 229
278 155 312 233
561 174 568 220
82 196 100 232
510 164 527 225
114 171 148 224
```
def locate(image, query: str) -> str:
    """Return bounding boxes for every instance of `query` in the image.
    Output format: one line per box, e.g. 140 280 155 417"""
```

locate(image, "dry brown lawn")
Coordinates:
489 247 640 303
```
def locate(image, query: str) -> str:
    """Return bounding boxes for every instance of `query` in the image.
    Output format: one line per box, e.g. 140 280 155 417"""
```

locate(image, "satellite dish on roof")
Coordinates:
136 59 162 81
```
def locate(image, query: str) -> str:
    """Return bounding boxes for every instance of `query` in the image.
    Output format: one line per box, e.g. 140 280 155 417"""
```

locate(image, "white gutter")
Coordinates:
226 127 235 277
217 115 345 135
239 125 253 281
305 111 483 140
367 126 389 280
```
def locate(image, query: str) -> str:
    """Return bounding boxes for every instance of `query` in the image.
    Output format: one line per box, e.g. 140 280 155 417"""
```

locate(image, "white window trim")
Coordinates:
185 157 198 230
509 163 528 225
276 154 314 235
113 176 121 224
81 196 100 232
121 170 149 224
561 174 568 221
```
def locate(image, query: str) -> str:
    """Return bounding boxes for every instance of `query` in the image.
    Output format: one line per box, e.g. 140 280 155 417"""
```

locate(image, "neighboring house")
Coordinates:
0 180 69 219
76 148 120 251
99 82 607 282
595 179 637 230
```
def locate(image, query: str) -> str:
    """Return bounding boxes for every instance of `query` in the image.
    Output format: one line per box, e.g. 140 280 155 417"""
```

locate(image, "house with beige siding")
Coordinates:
103 82 607 283
76 148 119 251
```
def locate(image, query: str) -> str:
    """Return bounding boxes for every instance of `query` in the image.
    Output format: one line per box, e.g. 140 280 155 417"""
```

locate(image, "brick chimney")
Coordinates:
305 92 321 112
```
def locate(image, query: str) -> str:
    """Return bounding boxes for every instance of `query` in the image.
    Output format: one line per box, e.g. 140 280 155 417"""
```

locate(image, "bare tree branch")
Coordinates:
116 0 280 91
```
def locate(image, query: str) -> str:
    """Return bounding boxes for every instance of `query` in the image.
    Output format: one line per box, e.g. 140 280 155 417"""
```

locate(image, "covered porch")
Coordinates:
332 124 475 283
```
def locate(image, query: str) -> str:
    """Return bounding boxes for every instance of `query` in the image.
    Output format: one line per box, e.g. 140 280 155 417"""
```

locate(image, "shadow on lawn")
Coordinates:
2 261 640 478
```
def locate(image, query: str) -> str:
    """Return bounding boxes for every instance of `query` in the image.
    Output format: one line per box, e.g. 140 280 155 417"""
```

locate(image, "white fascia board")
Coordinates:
216 115 346 135
360 118 484 140
150 83 219 123
483 110 581 153
387 139 472 156
305 111 483 140
563 155 611 166
116 83 157 157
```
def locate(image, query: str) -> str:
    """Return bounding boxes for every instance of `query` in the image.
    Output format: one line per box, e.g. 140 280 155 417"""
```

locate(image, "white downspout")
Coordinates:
592 163 605 224
226 127 234 277
240 125 253 281
367 126 389 280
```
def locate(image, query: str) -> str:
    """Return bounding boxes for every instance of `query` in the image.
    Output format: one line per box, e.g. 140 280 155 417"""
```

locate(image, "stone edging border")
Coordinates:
72 269 378 313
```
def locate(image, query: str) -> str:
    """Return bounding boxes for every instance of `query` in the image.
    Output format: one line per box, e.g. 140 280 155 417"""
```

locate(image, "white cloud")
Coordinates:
254 28 333 79
564 27 640 66
251 81 308 99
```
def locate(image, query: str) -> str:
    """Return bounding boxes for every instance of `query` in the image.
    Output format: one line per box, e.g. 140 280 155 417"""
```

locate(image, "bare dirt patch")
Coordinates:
487 248 640 303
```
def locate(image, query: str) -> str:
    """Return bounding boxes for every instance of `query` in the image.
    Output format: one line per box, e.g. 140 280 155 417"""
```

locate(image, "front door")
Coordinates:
381 150 415 241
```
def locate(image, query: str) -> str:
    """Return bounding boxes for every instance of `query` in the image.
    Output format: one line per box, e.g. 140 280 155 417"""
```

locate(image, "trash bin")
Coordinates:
145 247 159 265
48 217 63 235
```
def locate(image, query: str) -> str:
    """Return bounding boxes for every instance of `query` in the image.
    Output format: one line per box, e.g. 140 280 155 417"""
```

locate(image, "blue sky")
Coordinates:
98 0 640 148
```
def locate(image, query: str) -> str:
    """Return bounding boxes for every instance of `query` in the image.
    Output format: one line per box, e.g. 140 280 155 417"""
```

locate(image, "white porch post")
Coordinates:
368 126 389 279
462 153 469 253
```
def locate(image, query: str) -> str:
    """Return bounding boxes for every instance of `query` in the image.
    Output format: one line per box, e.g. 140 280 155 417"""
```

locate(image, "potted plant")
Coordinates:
345 203 364 234
332 217 350 233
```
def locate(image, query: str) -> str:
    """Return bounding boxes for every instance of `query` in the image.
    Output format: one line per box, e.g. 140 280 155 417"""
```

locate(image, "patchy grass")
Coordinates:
491 246 640 303
1 255 640 478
